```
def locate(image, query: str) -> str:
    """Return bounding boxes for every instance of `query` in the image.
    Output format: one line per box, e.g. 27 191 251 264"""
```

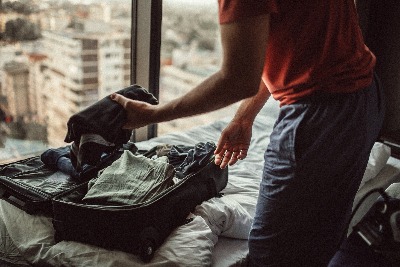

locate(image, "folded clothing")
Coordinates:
40 146 71 171
82 150 176 205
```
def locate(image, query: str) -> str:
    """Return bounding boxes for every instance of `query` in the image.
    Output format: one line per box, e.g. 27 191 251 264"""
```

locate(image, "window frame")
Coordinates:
130 0 162 142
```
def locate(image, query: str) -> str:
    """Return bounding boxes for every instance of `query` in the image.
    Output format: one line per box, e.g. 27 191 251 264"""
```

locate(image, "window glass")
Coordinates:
158 0 239 136
0 0 132 163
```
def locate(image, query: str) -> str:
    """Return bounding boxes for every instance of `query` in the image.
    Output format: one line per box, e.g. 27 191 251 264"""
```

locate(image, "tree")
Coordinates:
1 1 37 15
4 18 41 41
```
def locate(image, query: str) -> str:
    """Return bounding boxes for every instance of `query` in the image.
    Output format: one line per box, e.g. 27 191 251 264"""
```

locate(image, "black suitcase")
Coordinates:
51 151 228 262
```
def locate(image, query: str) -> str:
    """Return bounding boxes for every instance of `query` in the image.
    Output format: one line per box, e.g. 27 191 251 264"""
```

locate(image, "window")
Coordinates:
131 0 239 140
0 0 237 164
0 0 132 163
158 0 239 136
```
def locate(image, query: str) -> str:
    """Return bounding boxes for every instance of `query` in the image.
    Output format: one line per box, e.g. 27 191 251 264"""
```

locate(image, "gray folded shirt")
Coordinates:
83 151 176 205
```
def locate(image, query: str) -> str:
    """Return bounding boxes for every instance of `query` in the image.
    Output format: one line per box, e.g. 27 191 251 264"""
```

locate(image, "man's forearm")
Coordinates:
153 70 260 124
232 81 271 124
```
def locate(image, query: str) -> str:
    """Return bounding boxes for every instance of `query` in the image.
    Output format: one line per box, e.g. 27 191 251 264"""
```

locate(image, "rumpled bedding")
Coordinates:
1 99 398 267
0 196 250 267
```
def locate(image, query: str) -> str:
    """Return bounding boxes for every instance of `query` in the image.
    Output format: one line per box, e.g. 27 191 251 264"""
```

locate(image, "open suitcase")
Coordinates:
0 141 228 263
51 147 228 262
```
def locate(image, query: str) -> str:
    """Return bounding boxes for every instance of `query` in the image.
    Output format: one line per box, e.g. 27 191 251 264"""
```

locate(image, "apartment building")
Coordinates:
27 53 47 124
41 20 130 146
0 61 30 121
0 57 48 142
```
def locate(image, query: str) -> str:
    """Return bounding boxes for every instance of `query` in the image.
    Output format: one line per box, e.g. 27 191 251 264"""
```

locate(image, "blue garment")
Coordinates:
40 145 119 181
41 146 71 171
176 142 216 176
162 142 216 178
248 74 385 267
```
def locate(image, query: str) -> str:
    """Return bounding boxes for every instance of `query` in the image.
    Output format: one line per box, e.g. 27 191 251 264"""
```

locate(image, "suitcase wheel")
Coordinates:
140 238 156 263
139 227 160 262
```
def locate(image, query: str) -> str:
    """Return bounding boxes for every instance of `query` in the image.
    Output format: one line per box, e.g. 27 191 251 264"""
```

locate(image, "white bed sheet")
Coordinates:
0 98 399 267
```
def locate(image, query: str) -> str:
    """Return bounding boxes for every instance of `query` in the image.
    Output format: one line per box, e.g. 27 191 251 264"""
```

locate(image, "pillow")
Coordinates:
194 195 253 239
152 215 217 266
359 142 391 189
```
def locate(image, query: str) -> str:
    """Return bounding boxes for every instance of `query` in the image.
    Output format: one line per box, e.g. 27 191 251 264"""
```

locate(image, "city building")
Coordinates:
0 58 47 142
40 20 130 146
0 61 30 121
27 52 47 124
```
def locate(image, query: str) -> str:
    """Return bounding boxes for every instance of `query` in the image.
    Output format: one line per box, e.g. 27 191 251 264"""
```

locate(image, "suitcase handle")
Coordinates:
0 187 26 209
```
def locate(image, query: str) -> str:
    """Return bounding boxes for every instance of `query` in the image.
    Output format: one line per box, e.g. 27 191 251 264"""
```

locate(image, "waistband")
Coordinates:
296 73 380 104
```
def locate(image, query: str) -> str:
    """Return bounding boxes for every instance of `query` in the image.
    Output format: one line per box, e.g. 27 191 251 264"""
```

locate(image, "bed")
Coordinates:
0 99 400 267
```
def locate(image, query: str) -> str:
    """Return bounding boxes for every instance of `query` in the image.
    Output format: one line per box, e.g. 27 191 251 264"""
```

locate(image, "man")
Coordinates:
111 0 385 266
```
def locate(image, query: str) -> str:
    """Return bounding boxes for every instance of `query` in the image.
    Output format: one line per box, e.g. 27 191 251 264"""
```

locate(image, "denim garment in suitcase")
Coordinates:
51 143 228 263
0 148 123 216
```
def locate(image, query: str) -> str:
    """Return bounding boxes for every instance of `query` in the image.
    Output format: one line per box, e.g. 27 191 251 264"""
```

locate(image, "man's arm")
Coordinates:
111 14 271 129
214 81 271 168
232 81 271 124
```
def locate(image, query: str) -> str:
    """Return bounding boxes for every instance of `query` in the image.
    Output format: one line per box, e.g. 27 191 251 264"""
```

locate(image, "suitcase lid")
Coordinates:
0 156 85 215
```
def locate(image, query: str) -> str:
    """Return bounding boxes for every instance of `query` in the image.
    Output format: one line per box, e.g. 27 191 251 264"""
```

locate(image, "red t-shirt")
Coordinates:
218 0 376 105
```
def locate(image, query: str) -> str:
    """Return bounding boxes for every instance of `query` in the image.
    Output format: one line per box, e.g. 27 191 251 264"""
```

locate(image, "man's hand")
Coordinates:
214 120 252 169
110 93 156 129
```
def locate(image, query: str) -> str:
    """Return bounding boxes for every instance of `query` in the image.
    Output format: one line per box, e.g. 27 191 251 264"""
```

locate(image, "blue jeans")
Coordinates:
248 74 385 267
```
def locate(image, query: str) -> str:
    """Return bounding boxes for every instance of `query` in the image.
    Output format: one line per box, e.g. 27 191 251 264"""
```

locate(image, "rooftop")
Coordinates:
3 61 29 73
